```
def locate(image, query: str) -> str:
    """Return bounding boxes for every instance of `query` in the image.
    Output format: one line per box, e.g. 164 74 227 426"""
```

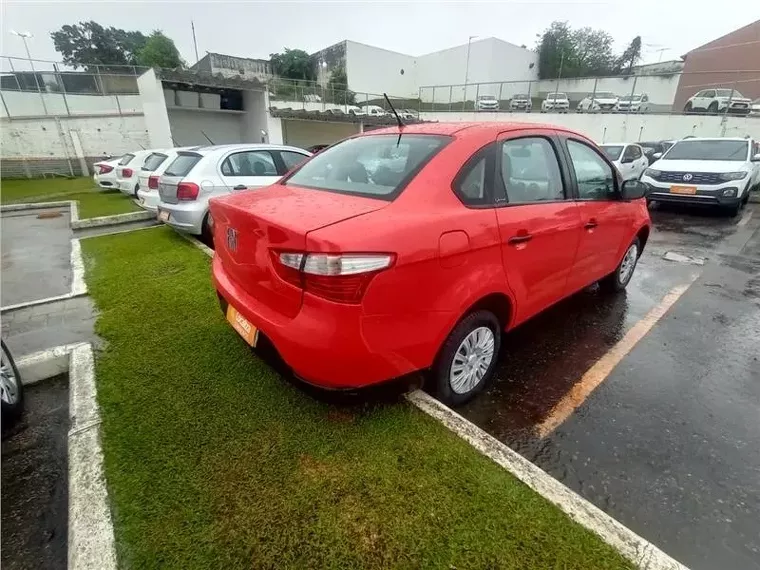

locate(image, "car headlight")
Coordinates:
722 188 738 197
719 171 748 181
643 168 661 178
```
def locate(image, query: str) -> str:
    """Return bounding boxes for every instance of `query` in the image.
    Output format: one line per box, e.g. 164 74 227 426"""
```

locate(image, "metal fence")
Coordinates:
418 69 760 117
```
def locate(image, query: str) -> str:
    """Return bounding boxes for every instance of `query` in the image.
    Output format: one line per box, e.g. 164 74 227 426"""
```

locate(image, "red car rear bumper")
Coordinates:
212 255 426 389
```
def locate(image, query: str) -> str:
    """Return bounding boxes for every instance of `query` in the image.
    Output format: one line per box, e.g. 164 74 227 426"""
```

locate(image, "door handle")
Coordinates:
508 233 533 245
584 219 598 230
233 185 247 190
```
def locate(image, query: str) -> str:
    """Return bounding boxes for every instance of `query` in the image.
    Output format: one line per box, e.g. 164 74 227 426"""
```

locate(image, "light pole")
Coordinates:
463 35 477 110
10 30 47 113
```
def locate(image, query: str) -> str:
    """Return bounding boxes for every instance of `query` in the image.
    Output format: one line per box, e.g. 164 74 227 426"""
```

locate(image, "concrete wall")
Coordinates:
281 119 360 149
241 90 269 143
137 69 173 149
418 111 760 143
167 109 243 146
346 41 418 97
266 115 284 145
0 90 142 117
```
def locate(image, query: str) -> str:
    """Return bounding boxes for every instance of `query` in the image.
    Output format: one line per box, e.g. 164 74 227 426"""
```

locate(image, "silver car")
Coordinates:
156 144 311 239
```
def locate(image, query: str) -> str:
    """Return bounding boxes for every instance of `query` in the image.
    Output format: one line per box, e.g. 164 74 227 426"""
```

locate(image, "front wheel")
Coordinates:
431 310 501 406
684 102 693 113
600 238 640 292
708 101 719 114
1 340 24 426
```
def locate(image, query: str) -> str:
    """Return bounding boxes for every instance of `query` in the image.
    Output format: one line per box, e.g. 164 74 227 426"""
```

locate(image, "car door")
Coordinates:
697 90 715 110
619 145 639 181
219 149 282 192
494 131 583 325
561 137 632 291
631 145 648 178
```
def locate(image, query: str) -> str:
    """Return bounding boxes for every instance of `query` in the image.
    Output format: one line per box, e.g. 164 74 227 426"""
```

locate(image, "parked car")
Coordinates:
306 144 330 154
614 94 651 113
541 92 569 113
600 143 649 181
638 141 671 164
683 89 753 115
137 147 199 212
92 157 122 189
116 149 155 198
361 105 387 117
209 123 650 405
156 144 311 241
475 94 499 111
750 98 760 116
509 94 532 112
640 137 760 215
346 105 366 116
1 339 23 427
399 109 419 120
577 92 619 113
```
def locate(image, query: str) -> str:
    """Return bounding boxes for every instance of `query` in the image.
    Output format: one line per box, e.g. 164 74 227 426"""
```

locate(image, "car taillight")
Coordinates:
98 164 113 174
148 175 159 190
273 252 394 304
177 181 200 201
122 168 133 178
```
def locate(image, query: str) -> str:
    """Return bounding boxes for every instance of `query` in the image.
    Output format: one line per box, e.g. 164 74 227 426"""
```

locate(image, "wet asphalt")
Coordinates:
1 375 69 570
459 203 760 570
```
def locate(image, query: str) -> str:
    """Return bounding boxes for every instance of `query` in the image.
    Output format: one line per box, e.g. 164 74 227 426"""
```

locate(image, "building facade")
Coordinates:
191 52 273 83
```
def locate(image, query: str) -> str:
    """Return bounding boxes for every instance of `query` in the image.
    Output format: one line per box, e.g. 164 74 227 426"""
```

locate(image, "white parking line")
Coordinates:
738 209 753 227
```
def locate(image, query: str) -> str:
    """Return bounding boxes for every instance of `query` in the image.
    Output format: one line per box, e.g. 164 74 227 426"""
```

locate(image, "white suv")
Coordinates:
577 92 619 113
614 94 651 113
156 144 311 240
540 92 569 113
684 89 753 115
475 94 499 111
640 137 760 215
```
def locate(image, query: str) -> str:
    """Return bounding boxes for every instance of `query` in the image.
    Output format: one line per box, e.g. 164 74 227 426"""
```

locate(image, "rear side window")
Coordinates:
118 154 135 166
221 151 277 176
164 153 202 177
284 134 449 199
501 138 565 203
142 153 167 171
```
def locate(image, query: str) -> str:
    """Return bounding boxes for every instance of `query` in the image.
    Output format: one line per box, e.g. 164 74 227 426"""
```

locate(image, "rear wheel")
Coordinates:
684 102 693 113
201 213 214 247
600 238 640 292
431 310 501 406
133 183 140 198
708 101 719 114
1 340 23 426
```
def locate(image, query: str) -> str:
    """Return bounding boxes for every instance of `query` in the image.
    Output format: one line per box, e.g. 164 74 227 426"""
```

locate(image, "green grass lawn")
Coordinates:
1 177 140 219
82 226 633 570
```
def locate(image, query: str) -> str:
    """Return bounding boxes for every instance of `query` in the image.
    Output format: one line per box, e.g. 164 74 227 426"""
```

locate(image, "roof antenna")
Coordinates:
200 130 215 145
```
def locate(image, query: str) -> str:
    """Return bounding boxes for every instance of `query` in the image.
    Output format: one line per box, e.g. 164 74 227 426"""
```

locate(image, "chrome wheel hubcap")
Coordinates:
0 358 19 406
450 327 495 394
619 243 638 285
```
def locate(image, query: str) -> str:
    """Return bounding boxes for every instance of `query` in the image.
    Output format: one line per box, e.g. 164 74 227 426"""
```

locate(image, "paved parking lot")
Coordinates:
460 203 760 570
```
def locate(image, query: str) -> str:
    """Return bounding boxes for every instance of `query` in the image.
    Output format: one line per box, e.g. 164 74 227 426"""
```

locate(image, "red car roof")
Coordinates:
366 121 589 141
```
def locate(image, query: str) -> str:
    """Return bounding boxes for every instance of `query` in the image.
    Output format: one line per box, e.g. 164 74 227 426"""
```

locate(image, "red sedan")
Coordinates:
210 122 650 405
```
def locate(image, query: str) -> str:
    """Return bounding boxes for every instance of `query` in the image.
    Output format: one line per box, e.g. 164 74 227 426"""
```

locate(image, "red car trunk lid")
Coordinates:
210 184 388 318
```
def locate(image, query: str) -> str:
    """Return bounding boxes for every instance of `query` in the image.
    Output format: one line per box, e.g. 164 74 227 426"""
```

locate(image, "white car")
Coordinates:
600 143 649 181
361 105 387 117
136 147 199 212
683 89 753 115
475 94 499 111
156 144 311 240
116 149 156 198
92 157 122 189
750 98 760 116
614 94 651 113
540 92 569 113
346 105 366 116
509 94 532 112
577 92 619 113
640 137 760 215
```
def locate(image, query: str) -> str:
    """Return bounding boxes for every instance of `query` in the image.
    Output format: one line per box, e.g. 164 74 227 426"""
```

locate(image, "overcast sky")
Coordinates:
1 0 759 70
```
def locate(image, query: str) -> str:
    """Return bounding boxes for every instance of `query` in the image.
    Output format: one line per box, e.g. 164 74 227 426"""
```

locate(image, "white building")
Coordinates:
311 38 539 100
191 52 273 83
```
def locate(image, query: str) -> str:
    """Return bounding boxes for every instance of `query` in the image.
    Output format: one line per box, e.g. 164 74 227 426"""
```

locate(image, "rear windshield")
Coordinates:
284 134 449 200
547 93 567 99
665 140 748 161
118 154 135 166
142 152 168 171
164 153 202 176
600 145 624 160
594 92 616 98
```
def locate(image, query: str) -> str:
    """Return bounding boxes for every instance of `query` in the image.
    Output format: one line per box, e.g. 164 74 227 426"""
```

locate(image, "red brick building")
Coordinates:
673 19 760 111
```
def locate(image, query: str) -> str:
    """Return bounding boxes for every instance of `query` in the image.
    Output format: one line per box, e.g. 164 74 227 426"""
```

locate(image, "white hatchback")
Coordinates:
116 150 156 197
600 143 649 181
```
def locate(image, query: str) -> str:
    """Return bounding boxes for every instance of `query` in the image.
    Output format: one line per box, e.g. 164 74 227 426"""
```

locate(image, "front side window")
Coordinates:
630 145 642 159
665 140 748 161
221 151 277 176
501 137 564 204
601 145 624 161
716 89 743 98
567 140 616 201
284 134 449 199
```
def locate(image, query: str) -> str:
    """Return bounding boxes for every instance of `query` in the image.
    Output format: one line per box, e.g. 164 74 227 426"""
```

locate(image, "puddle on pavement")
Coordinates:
1 374 68 570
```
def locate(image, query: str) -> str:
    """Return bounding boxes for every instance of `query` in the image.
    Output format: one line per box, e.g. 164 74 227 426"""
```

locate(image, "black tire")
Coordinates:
600 237 641 293
133 183 140 198
431 310 501 406
684 102 692 113
201 213 214 248
1 340 24 427
724 202 741 217
708 101 719 114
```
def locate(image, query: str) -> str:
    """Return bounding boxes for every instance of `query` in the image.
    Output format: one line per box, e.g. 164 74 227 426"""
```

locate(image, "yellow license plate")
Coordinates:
226 305 258 347
158 210 170 222
670 185 697 195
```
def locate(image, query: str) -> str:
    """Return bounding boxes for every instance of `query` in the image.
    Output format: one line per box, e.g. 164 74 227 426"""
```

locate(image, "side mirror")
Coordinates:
653 152 662 159
622 179 647 200
752 153 760 162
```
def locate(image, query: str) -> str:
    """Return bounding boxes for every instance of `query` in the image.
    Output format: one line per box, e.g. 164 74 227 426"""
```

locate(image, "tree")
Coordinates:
51 21 147 69
617 36 642 74
269 48 315 81
137 31 183 68
536 21 575 79
571 27 615 76
326 66 356 105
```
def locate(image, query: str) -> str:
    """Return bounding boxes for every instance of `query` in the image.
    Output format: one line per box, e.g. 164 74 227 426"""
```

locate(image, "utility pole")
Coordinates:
463 35 477 110
191 21 200 64
10 30 47 114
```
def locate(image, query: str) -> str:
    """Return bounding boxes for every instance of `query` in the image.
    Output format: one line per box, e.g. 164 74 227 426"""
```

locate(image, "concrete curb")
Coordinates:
1 237 88 313
0 200 74 212
178 232 214 257
71 210 155 230
406 390 691 570
16 343 85 385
